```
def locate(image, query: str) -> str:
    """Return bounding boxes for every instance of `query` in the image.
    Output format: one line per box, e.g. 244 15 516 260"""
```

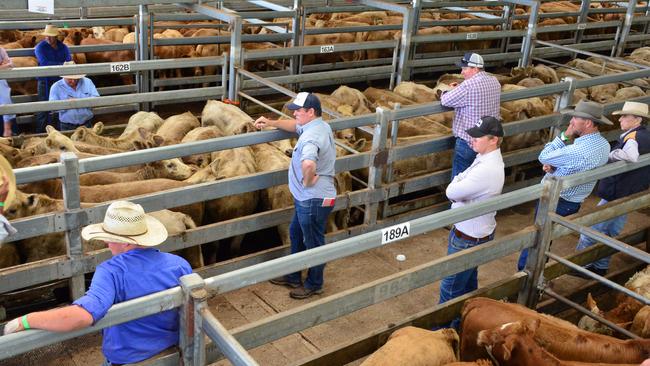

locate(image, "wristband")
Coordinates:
0 202 4 207
560 131 569 142
21 315 30 330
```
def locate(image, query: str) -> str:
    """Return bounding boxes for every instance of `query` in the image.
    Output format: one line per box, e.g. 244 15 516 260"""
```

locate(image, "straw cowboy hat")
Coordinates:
0 155 16 208
560 100 613 125
612 101 650 120
81 201 168 246
41 24 60 37
61 61 86 80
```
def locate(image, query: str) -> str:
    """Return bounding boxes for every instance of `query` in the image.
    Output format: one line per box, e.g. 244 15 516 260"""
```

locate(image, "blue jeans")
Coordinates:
286 198 334 291
517 197 581 271
451 138 477 179
36 80 52 133
60 119 92 131
575 199 627 271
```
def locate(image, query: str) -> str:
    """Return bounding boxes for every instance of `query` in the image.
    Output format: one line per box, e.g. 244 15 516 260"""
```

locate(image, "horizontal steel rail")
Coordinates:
559 153 650 189
0 18 135 29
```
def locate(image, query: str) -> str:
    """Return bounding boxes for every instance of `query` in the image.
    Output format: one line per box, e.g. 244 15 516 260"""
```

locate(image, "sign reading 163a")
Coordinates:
381 222 410 245
320 45 335 53
110 62 131 73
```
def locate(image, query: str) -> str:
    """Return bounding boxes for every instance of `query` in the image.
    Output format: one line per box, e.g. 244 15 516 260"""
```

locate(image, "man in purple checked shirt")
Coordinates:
441 52 501 178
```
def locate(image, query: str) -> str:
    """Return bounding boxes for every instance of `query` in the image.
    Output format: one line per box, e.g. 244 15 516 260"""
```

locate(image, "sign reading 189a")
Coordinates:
110 62 131 73
381 222 410 245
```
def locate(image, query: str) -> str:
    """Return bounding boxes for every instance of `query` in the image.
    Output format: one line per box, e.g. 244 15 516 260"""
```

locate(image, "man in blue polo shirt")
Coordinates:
49 61 100 131
254 92 337 299
3 201 192 366
34 24 72 133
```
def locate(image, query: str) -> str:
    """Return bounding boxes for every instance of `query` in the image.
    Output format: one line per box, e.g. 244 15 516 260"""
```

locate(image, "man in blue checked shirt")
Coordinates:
49 61 99 131
441 52 501 178
518 100 611 271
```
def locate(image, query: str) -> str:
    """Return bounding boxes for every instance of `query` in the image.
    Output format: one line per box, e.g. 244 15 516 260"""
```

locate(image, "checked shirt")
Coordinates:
440 71 501 142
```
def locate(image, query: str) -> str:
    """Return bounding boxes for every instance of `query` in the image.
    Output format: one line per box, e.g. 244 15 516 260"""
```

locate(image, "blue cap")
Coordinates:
287 92 322 115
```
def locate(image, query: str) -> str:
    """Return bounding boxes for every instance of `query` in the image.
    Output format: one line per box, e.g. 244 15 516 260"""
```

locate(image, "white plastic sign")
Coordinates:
110 62 131 73
381 222 410 245
320 45 335 53
28 0 54 14
466 32 478 40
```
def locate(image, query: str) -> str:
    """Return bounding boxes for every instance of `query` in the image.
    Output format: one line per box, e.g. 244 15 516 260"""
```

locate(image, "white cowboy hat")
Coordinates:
61 61 86 80
612 101 650 120
0 155 16 208
41 24 60 37
81 201 168 246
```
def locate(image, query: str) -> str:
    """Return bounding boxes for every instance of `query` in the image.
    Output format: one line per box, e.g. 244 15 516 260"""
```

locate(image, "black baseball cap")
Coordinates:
287 92 322 115
466 116 504 137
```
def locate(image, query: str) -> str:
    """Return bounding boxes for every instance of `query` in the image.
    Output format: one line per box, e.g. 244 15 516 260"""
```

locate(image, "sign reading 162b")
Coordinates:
110 62 131 73
381 222 410 245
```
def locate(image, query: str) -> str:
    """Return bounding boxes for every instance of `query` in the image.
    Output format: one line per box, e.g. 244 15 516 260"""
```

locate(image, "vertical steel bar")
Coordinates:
519 0 539 67
364 108 390 226
60 153 85 300
290 0 301 90
614 0 638 57
222 52 228 101
550 77 574 140
499 3 513 59
229 16 243 102
397 0 417 83
179 273 206 366
139 4 151 111
574 0 591 46
381 104 400 219
202 309 259 365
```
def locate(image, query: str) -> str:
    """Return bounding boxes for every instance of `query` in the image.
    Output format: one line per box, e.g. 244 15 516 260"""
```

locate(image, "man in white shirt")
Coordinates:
438 116 505 328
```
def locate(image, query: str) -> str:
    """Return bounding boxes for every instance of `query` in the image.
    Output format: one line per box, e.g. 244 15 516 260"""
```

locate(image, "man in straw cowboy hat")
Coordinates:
570 101 650 278
49 60 100 131
3 201 192 366
0 155 16 242
34 24 71 133
518 100 611 271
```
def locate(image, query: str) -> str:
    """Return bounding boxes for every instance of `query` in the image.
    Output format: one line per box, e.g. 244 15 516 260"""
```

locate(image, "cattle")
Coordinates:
121 111 164 138
330 85 374 115
71 126 164 151
589 83 620 104
102 28 130 42
359 326 459 366
631 305 650 338
476 319 639 366
461 297 650 363
445 361 493 366
393 82 439 103
79 37 134 84
180 126 223 167
7 56 38 96
147 210 203 268
15 152 116 169
0 243 20 269
614 86 646 101
156 112 201 145
201 100 255 136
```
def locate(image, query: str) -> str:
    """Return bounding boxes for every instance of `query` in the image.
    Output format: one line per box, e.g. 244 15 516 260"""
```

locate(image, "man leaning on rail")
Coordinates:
49 61 100 131
3 201 192 366
438 116 505 330
254 92 337 300
517 100 612 271
570 101 650 278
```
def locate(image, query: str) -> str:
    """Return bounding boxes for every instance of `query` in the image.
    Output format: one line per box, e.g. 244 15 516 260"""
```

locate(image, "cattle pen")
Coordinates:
1 0 650 365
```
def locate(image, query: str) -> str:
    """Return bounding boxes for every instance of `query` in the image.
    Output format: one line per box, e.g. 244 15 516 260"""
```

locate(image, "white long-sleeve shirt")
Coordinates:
446 148 505 238
609 129 640 162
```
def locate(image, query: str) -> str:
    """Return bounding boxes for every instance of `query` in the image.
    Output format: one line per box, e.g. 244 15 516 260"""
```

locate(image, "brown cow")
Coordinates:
477 319 638 366
359 326 459 366
461 297 650 363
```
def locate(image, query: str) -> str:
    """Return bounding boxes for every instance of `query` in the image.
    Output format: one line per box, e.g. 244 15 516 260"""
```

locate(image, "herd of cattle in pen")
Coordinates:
3 1 650 362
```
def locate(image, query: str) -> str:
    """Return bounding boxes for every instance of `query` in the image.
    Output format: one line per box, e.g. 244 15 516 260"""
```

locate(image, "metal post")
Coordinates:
289 0 301 87
364 108 390 226
222 52 229 101
574 0 590 47
519 0 539 67
228 15 243 102
179 273 208 366
613 0 638 57
60 153 85 300
499 3 513 59
517 177 562 307
381 105 401 219
550 77 575 139
79 7 87 19
138 4 151 111
396 0 418 83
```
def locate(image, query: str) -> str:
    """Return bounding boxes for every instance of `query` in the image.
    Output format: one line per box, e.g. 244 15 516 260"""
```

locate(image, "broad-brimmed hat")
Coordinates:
287 92 322 115
61 61 86 80
81 201 168 246
612 101 650 120
467 116 504 138
456 52 484 68
41 24 60 37
560 100 613 125
0 155 16 208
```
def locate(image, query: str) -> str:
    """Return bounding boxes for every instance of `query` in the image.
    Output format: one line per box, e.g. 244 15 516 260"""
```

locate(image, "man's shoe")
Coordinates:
269 277 301 289
567 266 607 279
289 286 323 299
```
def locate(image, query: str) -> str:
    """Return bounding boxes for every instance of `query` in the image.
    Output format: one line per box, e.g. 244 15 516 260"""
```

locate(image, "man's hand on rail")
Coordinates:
3 317 22 335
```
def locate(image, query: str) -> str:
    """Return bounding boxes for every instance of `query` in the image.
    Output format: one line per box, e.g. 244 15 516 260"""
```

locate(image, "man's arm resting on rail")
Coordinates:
4 305 94 334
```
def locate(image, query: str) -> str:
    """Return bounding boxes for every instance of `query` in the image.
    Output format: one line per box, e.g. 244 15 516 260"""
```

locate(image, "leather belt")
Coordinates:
453 227 491 242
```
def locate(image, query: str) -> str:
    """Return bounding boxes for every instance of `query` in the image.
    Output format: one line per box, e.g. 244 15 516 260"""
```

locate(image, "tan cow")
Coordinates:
71 126 164 151
180 126 223 167
156 112 200 145
120 111 165 138
201 100 255 135
393 82 439 103
148 210 203 268
330 85 374 115
360 326 459 366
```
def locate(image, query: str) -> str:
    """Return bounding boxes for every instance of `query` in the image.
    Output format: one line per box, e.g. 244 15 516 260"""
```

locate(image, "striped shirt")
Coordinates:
539 133 610 203
440 71 501 142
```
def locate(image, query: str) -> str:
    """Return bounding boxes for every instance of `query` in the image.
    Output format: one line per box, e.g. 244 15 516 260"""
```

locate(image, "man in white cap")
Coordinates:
254 92 337 299
49 61 100 131
518 100 611 271
34 24 72 133
570 101 650 278
3 201 192 366
440 52 501 178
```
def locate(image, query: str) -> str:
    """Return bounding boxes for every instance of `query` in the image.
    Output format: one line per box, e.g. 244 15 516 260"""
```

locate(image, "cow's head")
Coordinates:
151 158 196 180
476 320 540 362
